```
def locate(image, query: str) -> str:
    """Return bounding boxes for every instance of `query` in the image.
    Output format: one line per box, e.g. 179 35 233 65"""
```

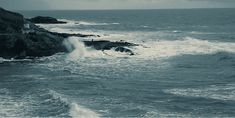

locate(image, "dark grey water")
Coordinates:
1 9 235 117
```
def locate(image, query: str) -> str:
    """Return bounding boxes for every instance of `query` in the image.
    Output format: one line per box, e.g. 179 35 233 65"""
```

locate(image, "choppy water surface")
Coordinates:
0 9 235 117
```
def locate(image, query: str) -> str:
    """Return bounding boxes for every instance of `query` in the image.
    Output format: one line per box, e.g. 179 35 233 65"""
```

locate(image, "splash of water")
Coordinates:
63 37 87 60
70 103 100 118
63 37 106 60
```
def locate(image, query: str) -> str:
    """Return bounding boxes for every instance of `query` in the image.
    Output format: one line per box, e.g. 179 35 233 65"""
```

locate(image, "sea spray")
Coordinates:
70 103 100 118
0 57 4 63
63 37 106 60
63 37 87 60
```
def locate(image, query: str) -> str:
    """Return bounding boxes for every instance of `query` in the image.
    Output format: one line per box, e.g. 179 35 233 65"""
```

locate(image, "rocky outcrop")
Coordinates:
49 32 100 38
0 7 24 33
0 33 67 59
114 47 134 55
83 40 137 55
84 40 137 50
0 7 138 59
0 8 67 59
28 16 66 24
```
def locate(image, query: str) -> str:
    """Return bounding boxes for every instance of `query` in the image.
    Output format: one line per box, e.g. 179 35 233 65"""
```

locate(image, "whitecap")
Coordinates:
0 57 32 63
63 37 106 60
48 90 100 118
70 102 100 118
0 88 26 117
144 110 191 118
76 21 108 26
133 37 235 59
164 84 235 101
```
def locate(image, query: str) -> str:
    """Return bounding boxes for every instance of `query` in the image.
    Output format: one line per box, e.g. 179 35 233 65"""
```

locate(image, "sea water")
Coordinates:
0 9 235 117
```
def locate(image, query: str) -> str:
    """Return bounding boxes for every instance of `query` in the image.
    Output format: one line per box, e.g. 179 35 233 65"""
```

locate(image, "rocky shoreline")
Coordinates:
0 7 138 59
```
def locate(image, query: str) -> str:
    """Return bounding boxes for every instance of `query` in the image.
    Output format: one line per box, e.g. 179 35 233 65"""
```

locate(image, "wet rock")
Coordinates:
50 32 100 38
114 47 134 55
83 40 137 55
28 16 67 24
0 7 138 59
0 8 67 59
0 7 24 33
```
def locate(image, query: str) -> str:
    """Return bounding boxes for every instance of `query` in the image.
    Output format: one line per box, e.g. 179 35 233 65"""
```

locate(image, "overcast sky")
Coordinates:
1 0 235 10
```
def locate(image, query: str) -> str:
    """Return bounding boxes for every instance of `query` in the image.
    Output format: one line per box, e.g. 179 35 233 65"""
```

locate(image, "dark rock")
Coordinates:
49 32 100 38
0 7 138 59
0 8 67 59
24 32 67 57
0 7 24 33
114 47 134 55
0 33 67 59
83 40 137 55
28 16 67 24
83 40 138 50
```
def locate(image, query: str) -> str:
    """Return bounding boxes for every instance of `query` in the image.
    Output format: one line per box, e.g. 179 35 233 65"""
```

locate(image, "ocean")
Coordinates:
0 8 235 117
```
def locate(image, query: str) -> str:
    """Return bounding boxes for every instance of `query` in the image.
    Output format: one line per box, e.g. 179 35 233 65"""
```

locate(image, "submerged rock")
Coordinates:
28 16 67 24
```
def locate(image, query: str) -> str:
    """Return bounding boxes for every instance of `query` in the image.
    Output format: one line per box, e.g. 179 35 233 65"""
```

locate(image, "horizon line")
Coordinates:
13 7 235 11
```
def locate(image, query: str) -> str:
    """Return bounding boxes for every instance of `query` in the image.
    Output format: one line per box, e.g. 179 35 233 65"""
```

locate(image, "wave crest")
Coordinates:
48 90 100 118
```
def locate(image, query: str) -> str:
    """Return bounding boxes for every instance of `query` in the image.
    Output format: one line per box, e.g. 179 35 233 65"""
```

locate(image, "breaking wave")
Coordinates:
63 37 106 60
55 35 235 61
48 90 100 118
0 87 100 118
70 103 100 118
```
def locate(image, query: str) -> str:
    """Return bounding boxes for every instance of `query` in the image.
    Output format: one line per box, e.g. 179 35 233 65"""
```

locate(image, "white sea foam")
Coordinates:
0 57 5 63
60 19 120 26
63 37 106 60
36 20 235 60
144 110 191 118
59 35 235 60
0 57 32 63
70 103 100 118
164 84 235 101
77 21 109 26
133 37 235 59
0 57 13 63
0 89 26 117
49 90 100 118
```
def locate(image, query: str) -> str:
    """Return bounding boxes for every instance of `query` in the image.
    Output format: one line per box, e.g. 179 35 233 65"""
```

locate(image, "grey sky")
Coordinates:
1 0 235 10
